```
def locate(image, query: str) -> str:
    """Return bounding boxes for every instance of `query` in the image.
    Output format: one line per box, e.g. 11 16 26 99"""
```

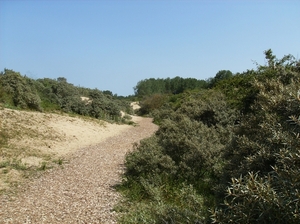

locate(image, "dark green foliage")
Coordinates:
208 70 233 88
0 69 42 111
118 139 208 223
116 183 206 224
212 146 300 223
212 168 300 224
220 52 300 179
155 91 236 182
134 76 208 98
214 70 258 113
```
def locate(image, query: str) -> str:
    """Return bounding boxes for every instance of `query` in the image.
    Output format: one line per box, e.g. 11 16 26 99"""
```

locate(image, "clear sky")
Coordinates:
1 0 299 96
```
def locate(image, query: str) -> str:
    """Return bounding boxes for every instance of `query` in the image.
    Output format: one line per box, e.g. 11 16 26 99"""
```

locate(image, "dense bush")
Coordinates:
214 70 257 113
212 52 300 223
117 50 300 223
0 69 42 111
118 138 209 223
118 88 236 223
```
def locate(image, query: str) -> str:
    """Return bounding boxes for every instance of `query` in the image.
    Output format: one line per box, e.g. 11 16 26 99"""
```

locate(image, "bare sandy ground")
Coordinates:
130 101 140 110
1 109 129 156
0 103 141 192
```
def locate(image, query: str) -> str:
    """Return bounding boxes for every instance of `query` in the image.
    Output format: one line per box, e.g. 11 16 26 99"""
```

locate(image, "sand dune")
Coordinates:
0 104 141 192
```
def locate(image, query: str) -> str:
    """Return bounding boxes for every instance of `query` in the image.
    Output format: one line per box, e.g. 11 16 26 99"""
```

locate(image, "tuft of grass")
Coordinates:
38 162 48 171
53 158 64 166
57 158 63 165
0 160 27 171
10 160 27 170
2 168 9 174
0 160 10 169
0 130 9 147
3 103 18 110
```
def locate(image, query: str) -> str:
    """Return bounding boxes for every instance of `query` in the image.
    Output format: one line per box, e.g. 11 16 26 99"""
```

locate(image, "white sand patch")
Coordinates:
130 102 140 110
47 115 131 156
80 96 92 104
21 156 43 167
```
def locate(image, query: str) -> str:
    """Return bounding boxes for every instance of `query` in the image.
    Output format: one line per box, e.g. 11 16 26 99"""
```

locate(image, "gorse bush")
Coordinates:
117 50 300 223
118 88 237 223
118 138 208 223
212 52 300 223
212 146 300 223
214 70 257 113
117 183 206 224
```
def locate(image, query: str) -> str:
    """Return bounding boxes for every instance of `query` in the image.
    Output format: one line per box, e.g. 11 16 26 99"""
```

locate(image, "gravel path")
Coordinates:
0 116 158 223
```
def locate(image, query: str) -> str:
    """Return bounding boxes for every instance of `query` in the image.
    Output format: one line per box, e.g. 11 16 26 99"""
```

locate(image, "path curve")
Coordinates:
0 116 158 223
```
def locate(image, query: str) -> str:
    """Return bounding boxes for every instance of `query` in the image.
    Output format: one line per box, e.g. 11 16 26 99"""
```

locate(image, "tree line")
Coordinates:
133 70 234 98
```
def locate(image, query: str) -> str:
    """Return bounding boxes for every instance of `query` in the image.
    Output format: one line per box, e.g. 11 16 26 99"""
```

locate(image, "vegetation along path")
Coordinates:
0 115 158 223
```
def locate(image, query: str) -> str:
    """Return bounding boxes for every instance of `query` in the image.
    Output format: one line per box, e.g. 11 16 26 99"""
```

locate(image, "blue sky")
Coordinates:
1 0 299 96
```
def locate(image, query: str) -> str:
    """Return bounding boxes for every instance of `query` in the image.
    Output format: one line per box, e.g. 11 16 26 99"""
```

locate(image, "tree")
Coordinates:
57 77 67 83
209 70 233 88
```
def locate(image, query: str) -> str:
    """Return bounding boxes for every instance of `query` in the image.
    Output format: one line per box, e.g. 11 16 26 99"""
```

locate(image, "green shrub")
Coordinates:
214 70 257 113
212 147 300 224
138 94 168 115
124 136 176 187
0 69 42 111
213 51 300 223
118 89 236 222
117 183 207 224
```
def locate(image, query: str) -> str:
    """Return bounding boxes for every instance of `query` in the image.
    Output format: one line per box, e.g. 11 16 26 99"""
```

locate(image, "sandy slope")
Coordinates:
1 108 130 156
0 108 133 192
0 102 141 192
